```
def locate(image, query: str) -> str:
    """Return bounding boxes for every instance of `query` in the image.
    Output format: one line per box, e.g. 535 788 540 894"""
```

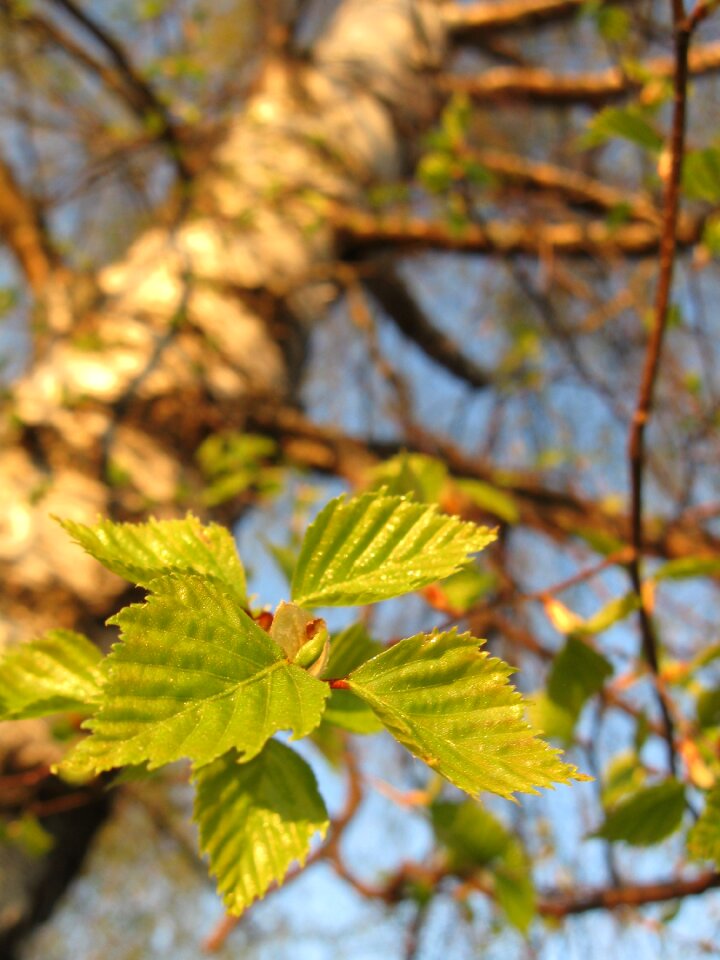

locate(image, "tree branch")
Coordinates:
537 871 720 916
332 203 703 259
442 0 594 38
471 148 659 222
362 263 494 390
332 855 720 918
439 40 720 105
0 155 56 292
627 0 692 775
242 400 720 563
43 0 192 181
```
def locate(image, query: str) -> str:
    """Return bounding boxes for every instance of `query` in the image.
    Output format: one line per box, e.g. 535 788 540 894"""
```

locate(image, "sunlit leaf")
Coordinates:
348 630 587 799
654 555 720 581
594 779 686 846
291 492 496 607
527 691 576 744
456 478 520 524
576 594 639 636
366 453 448 503
0 630 101 720
60 514 247 604
193 742 328 916
60 576 328 775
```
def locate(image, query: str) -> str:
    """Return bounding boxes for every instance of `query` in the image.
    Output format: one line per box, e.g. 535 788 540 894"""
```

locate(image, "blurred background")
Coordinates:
2 0 720 957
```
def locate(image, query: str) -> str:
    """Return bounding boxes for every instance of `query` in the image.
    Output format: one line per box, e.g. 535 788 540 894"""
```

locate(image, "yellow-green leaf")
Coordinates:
0 630 101 720
60 576 329 775
60 514 247 604
193 742 328 916
291 492 496 607
348 630 587 800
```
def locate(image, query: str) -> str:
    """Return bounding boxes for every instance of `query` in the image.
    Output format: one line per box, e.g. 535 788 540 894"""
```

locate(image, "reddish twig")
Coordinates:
626 0 694 775
537 870 720 917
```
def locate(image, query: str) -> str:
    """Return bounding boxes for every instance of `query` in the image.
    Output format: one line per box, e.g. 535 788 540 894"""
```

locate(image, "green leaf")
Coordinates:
683 148 720 202
456 478 520 524
291 492 496 608
366 453 447 503
348 630 586 799
60 514 248 604
547 636 613 725
431 800 511 869
0 630 101 720
601 751 647 809
2 814 55 857
193 741 329 916
594 779 686 846
527 691 576 744
654 555 720 581
322 689 384 734
263 538 299 585
696 687 720 729
581 106 663 152
436 564 496 613
418 151 455 194
321 624 382 679
575 593 639 636
494 839 536 933
60 576 329 775
595 5 630 41
688 784 720 864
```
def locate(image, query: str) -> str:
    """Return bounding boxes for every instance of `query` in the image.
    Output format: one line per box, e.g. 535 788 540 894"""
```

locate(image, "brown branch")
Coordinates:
442 0 595 37
43 0 192 181
537 871 720 916
332 203 703 259
0 155 56 292
8 6 139 112
439 40 720 105
330 854 720 918
242 401 720 563
471 148 660 223
362 264 494 390
627 0 692 775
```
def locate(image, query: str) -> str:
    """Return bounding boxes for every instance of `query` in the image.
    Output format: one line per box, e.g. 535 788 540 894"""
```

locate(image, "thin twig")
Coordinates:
626 0 693 775
45 0 192 182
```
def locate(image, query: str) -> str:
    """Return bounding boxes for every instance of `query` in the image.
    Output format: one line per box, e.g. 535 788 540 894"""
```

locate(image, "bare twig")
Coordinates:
363 263 493 390
626 0 693 775
537 871 720 916
440 40 720 105
44 0 192 181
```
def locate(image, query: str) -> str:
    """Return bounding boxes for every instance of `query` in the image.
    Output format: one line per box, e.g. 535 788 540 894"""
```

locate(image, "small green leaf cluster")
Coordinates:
417 94 487 195
0 491 585 917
